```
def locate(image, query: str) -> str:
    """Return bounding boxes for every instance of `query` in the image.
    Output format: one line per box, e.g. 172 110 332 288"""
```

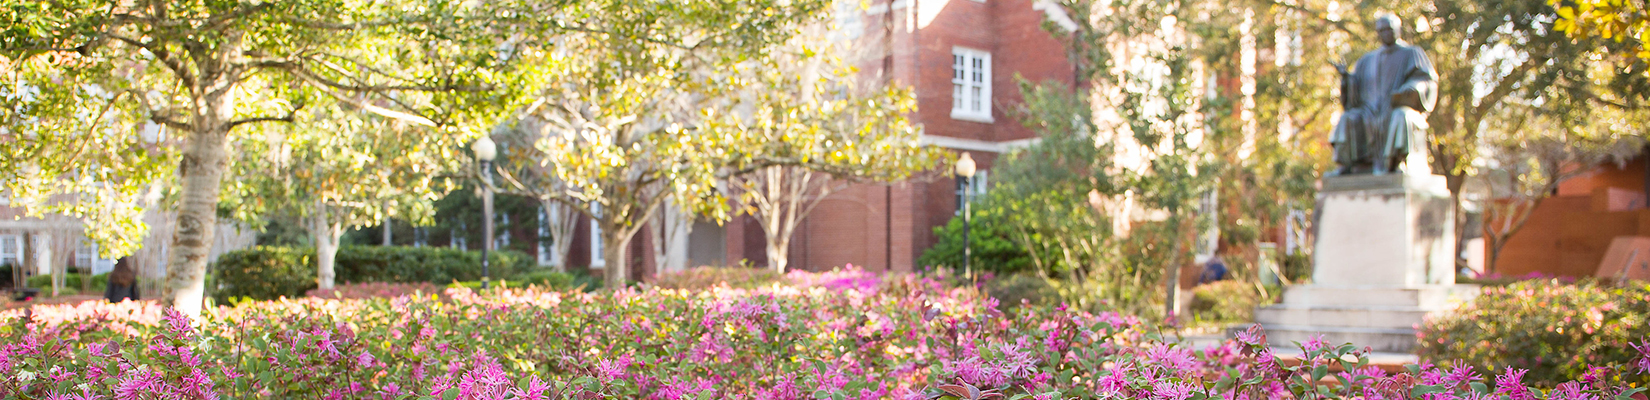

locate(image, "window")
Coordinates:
589 202 605 268
0 235 20 266
75 239 95 269
450 220 468 249
951 48 992 122
495 212 511 249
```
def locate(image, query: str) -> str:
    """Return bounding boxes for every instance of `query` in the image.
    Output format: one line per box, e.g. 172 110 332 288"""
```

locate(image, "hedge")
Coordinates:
1417 279 1650 386
212 245 535 301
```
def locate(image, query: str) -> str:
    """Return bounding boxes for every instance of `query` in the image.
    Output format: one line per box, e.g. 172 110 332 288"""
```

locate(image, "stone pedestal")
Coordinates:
1251 174 1479 352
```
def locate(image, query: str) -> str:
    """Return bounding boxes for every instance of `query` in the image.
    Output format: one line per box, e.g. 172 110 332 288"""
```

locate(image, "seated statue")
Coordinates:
1330 14 1439 176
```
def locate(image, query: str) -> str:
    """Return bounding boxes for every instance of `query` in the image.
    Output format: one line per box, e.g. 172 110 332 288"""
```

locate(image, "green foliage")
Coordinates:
212 245 535 300
981 273 1058 312
449 270 601 292
1187 280 1266 325
25 273 109 294
1418 279 1650 386
917 195 1040 276
212 247 316 302
1552 0 1650 60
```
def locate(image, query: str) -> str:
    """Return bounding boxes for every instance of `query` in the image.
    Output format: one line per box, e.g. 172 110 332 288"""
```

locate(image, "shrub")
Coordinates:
212 245 535 300
653 266 784 290
1418 279 1650 386
981 272 1057 311
1187 280 1265 325
306 282 446 300
212 246 315 301
1 272 1646 400
25 273 110 294
514 269 602 291
916 200 1039 275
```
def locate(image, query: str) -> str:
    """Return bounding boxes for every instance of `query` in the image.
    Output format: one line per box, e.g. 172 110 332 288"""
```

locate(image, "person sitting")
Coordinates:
1199 256 1228 285
104 257 140 303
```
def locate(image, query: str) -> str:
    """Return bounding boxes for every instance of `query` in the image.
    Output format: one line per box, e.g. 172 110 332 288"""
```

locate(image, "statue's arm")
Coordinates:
1392 51 1440 112
1337 62 1360 110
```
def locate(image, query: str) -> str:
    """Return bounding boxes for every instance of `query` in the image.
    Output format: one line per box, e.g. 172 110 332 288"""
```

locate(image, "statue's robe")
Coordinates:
1332 42 1438 172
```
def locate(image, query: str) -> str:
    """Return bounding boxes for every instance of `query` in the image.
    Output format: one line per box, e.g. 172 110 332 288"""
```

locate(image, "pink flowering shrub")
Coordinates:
0 270 1647 399
1418 279 1650 386
306 282 446 300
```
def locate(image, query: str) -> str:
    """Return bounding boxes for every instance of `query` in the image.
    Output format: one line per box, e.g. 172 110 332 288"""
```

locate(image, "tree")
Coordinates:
717 36 942 273
1471 101 1646 273
1552 0 1650 60
235 103 455 290
503 0 833 289
495 119 587 272
1 0 562 315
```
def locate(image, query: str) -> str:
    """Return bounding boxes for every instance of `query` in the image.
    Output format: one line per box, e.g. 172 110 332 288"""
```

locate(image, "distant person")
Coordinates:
1199 256 1228 284
104 257 139 303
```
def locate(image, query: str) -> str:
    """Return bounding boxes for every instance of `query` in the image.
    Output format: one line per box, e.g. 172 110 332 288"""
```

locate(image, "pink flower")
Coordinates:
597 354 634 382
1301 334 1328 353
1152 381 1196 400
1495 368 1534 400
510 376 552 400
1631 340 1650 375
1235 325 1264 346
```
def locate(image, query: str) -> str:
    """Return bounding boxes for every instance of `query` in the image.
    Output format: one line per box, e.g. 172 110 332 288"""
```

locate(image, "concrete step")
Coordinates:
1254 304 1431 329
1279 285 1480 308
1260 324 1418 353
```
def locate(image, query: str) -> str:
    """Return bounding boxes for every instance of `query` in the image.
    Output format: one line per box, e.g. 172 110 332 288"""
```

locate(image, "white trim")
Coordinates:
589 202 605 269
1031 1 1080 32
918 135 1042 153
865 0 910 14
0 234 21 267
950 47 993 122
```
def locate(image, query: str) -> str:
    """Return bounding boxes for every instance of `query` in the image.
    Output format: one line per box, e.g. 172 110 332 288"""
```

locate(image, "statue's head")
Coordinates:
1375 14 1401 46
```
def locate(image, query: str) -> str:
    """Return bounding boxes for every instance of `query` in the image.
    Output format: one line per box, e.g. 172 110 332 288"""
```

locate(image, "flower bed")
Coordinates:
2 271 1647 399
1419 279 1650 386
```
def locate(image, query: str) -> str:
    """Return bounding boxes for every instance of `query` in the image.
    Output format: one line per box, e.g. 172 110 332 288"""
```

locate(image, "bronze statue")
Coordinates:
1330 14 1438 176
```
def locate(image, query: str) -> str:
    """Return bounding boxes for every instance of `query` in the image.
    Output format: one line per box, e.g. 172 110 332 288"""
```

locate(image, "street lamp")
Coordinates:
472 136 497 290
955 152 977 279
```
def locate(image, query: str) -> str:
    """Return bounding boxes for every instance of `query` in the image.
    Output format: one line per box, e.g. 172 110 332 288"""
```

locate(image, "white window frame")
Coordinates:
589 202 605 269
450 220 468 250
0 234 21 267
950 47 993 123
75 239 95 270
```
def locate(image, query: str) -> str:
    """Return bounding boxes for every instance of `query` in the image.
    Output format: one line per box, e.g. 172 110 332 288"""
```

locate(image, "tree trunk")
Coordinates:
164 64 240 316
310 205 343 290
766 230 789 274
541 200 578 272
602 225 633 289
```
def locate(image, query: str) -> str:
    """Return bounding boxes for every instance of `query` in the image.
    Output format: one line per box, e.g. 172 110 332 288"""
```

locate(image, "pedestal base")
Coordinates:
1251 174 1477 352
1250 285 1478 352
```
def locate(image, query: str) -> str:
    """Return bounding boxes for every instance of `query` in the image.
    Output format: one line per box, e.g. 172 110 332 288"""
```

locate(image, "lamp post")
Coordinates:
955 152 977 279
472 136 497 289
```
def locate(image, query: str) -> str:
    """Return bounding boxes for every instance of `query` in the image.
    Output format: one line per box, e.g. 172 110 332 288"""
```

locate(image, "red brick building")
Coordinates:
713 0 1077 273
544 0 1079 277
1485 153 1650 278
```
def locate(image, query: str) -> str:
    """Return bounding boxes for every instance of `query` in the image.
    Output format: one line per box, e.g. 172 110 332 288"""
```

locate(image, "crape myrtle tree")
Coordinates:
502 0 834 289
0 0 575 315
232 103 454 290
717 33 945 274
1471 100 1647 274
